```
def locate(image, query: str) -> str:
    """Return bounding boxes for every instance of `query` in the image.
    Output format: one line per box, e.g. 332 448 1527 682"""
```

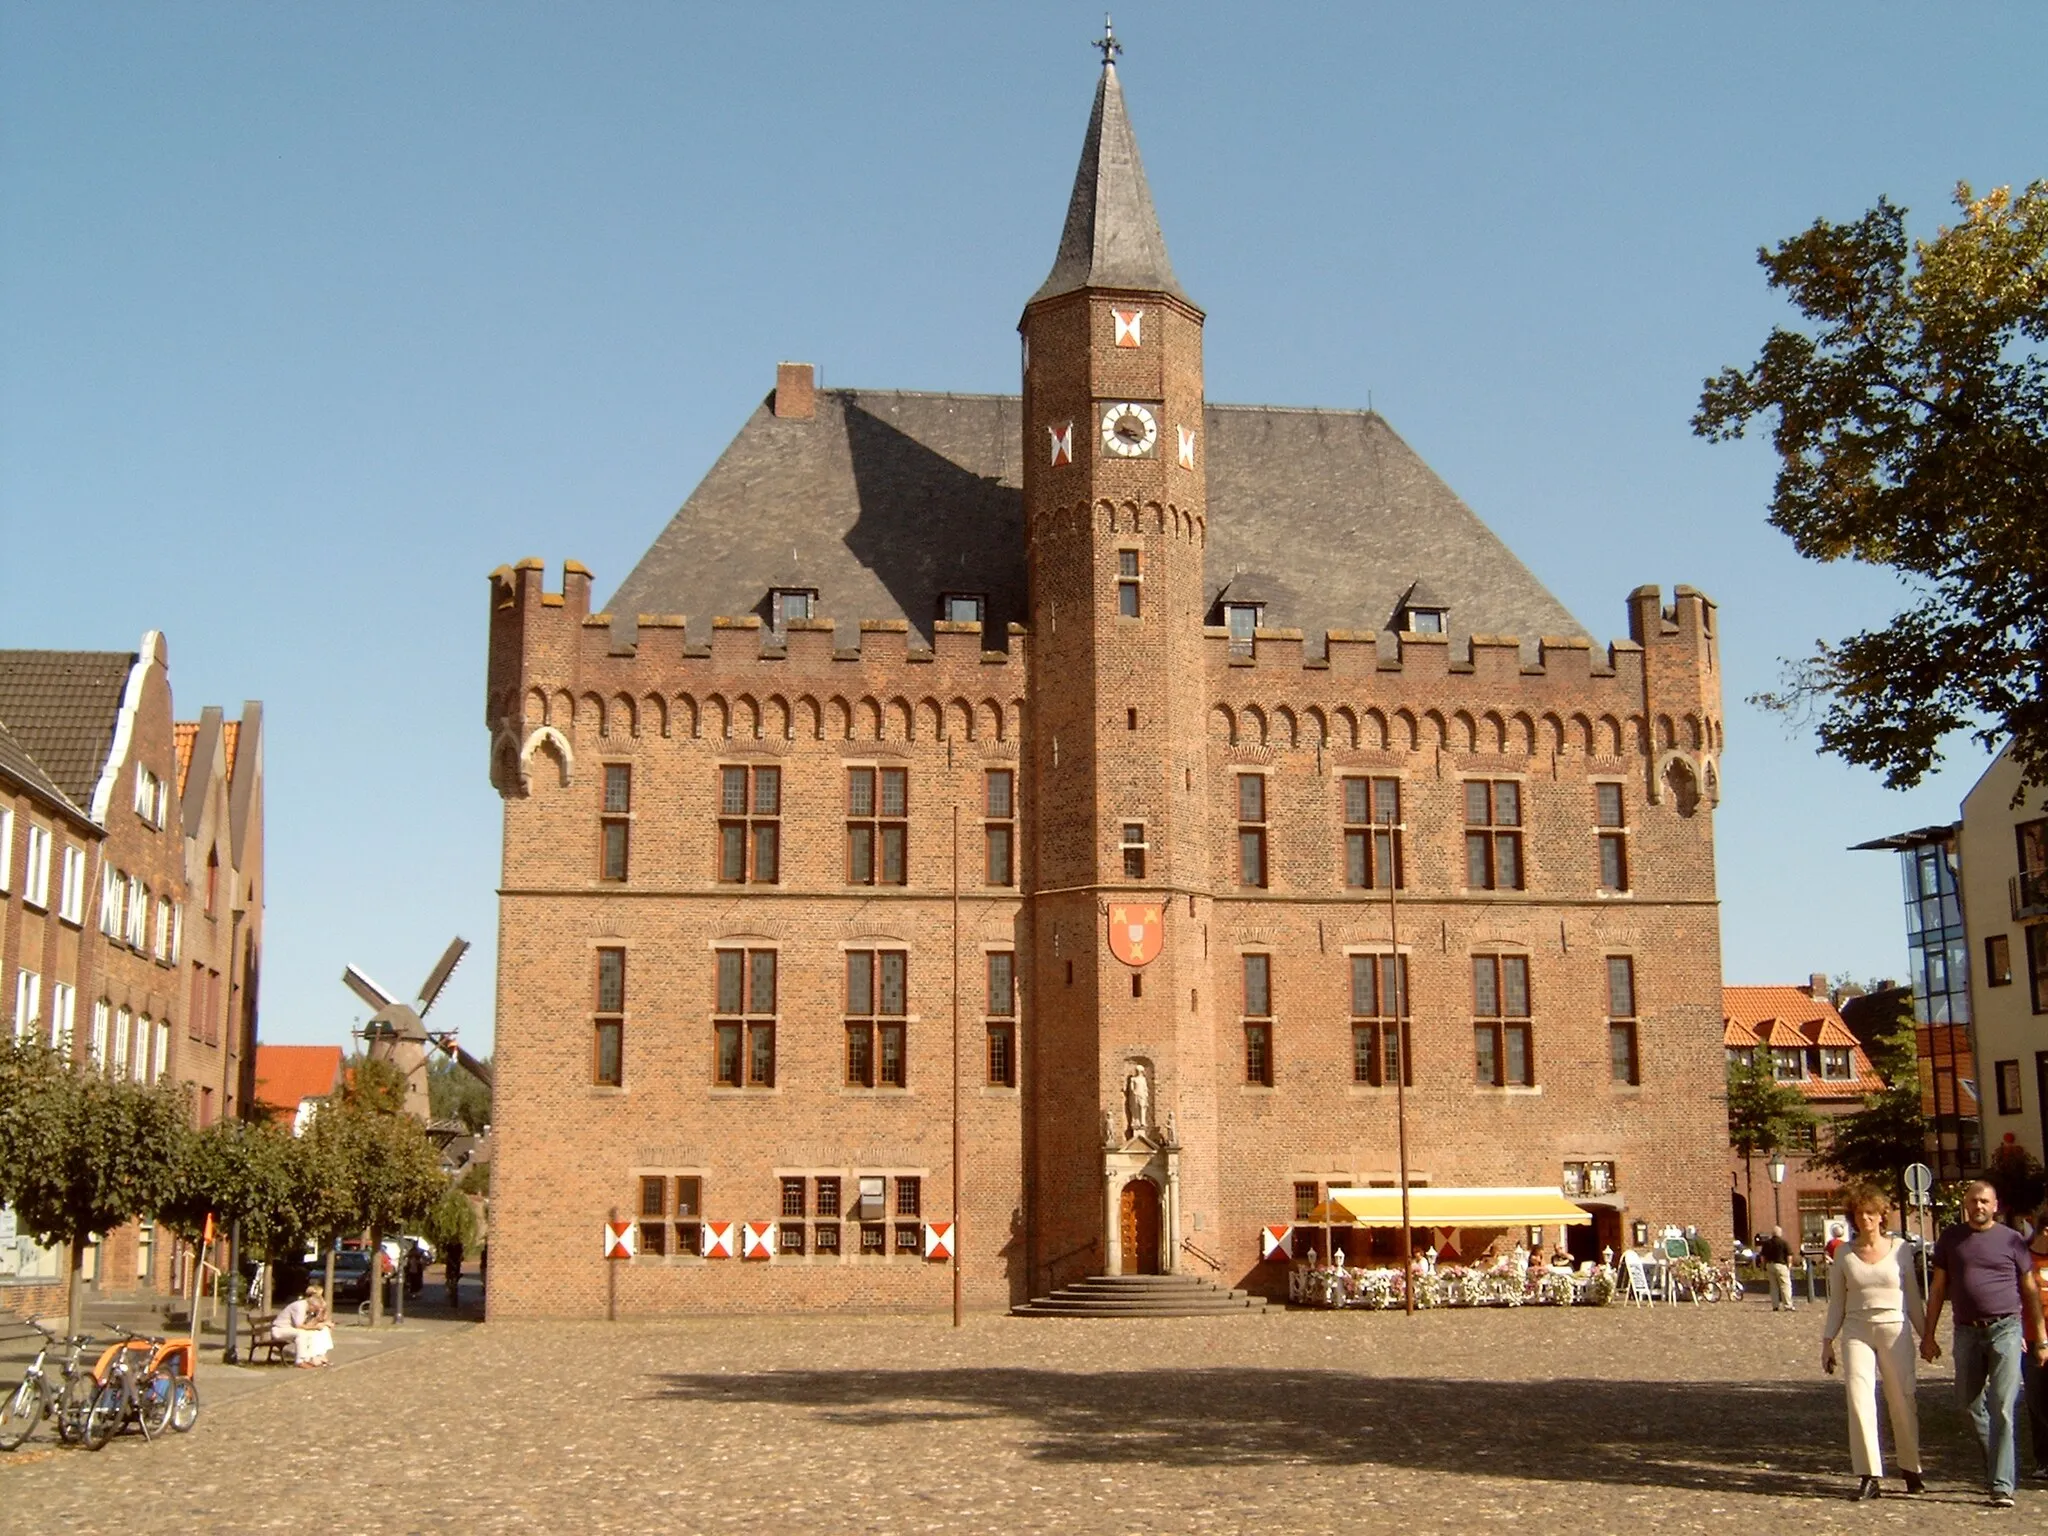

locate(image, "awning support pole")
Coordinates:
1386 807 1414 1317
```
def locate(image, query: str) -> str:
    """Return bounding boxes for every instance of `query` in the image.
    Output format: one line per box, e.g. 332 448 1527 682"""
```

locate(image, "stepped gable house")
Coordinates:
483 50 1728 1318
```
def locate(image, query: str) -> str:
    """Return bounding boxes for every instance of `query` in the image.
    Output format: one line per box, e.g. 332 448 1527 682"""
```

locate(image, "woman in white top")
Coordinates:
1821 1184 1930 1500
271 1283 334 1368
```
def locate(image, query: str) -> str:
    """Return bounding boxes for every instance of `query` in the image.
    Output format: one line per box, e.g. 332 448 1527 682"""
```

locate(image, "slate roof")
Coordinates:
0 650 135 811
606 391 1586 653
0 713 88 821
1031 61 1187 307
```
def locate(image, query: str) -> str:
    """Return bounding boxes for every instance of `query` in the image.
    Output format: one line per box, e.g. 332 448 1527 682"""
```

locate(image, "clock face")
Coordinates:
1099 401 1159 458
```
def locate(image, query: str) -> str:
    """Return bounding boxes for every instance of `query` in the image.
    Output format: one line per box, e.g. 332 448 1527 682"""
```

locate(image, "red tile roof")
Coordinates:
254 1045 345 1121
173 722 198 798
1723 985 1885 1099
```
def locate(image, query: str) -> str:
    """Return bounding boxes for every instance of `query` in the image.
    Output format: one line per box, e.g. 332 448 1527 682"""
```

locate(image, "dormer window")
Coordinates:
1223 603 1262 655
769 588 817 632
1392 578 1448 635
941 593 986 626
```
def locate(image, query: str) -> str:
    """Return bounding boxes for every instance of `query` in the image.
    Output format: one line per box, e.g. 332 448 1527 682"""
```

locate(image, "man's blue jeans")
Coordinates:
1954 1316 2025 1495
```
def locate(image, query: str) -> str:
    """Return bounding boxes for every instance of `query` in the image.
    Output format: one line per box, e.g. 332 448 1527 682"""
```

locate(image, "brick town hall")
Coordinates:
483 43 1728 1317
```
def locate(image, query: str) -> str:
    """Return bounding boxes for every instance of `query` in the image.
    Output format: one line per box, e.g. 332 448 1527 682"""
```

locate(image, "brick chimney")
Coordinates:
1809 972 1830 1002
774 361 815 420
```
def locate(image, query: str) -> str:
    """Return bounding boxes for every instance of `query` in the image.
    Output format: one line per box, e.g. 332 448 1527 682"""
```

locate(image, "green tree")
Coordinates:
1810 1080 1929 1210
161 1116 307 1277
1727 1054 1818 1236
422 1183 478 1257
323 1062 447 1325
0 1040 190 1335
427 1055 491 1134
1983 1141 2047 1220
1695 181 2048 789
296 1105 362 1304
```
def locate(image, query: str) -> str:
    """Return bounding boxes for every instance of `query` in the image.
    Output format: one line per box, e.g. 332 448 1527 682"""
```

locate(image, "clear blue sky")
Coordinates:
4 4 2041 1053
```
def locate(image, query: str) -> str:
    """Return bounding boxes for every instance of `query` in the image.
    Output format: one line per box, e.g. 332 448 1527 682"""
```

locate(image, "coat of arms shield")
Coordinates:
1107 903 1163 968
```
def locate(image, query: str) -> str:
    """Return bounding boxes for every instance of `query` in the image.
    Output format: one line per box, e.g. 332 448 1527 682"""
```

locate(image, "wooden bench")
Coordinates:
244 1311 291 1364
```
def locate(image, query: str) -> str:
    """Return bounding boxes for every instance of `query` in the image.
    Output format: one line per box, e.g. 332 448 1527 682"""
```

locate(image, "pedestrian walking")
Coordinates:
1758 1226 1796 1311
1921 1178 2048 1508
1820 1184 1927 1500
444 1239 465 1307
2024 1202 2048 1482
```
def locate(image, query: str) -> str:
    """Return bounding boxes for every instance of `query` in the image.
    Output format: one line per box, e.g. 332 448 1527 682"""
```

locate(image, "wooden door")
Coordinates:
1119 1178 1161 1275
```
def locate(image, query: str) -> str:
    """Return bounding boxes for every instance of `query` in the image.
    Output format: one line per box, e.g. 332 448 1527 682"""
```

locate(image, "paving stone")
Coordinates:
0 1300 2031 1532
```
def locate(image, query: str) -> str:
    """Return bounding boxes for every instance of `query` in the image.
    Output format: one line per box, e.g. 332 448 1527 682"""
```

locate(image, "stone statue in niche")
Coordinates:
1124 1064 1151 1140
1101 1108 1116 1146
1166 1108 1177 1145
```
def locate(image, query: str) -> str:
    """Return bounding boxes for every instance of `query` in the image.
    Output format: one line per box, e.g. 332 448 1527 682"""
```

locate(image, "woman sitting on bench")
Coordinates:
271 1283 333 1367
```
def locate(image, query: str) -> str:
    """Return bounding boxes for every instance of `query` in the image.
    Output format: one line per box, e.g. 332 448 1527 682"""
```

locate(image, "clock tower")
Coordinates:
1020 33 1218 1288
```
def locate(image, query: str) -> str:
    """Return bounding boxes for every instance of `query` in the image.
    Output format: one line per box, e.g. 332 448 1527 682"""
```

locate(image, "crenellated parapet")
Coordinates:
1196 585 1723 802
485 560 1028 797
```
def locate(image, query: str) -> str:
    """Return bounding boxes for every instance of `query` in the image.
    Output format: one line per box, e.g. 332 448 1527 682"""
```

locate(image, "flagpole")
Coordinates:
1386 806 1414 1317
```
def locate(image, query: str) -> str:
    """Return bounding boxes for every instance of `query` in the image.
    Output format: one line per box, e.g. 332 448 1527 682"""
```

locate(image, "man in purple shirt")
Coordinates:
1923 1180 2048 1508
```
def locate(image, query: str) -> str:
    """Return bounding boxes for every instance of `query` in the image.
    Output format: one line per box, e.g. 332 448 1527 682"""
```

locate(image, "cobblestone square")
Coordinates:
2 1302 2036 1532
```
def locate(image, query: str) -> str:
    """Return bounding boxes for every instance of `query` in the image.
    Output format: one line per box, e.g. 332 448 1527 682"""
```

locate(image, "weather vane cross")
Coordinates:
1093 14 1121 66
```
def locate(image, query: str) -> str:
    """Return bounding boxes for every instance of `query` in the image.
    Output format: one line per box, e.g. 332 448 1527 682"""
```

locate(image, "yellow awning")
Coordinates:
1302 1187 1593 1227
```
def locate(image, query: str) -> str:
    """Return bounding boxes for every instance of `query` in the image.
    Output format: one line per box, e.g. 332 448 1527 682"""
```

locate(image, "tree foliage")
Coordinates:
162 1116 307 1263
0 1039 190 1332
422 1184 478 1255
427 1055 491 1134
1696 181 2048 789
1809 1079 1928 1209
1983 1141 2047 1219
1726 1054 1818 1160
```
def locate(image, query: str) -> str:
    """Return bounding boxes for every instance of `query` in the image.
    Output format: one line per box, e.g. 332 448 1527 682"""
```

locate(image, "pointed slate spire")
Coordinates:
1030 50 1189 306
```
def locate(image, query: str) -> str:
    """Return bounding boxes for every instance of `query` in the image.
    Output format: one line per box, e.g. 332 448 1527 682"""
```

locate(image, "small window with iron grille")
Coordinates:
847 767 909 885
895 1177 923 1254
638 1175 667 1256
717 766 781 884
713 949 776 1088
779 1178 808 1254
986 951 1016 1087
675 1176 702 1255
846 950 909 1088
1294 1182 1320 1220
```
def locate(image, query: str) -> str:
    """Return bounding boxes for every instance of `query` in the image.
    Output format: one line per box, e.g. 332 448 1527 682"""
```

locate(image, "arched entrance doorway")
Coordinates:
1119 1177 1161 1275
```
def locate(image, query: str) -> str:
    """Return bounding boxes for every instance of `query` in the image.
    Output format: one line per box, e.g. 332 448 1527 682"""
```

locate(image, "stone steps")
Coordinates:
1012 1273 1270 1317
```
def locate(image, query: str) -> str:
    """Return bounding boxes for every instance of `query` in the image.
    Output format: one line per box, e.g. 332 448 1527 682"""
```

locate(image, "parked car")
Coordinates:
313 1249 377 1305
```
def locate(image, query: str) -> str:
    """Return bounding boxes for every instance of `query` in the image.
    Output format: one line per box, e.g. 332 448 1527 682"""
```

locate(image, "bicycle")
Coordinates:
82 1334 196 1449
0 1324 101 1451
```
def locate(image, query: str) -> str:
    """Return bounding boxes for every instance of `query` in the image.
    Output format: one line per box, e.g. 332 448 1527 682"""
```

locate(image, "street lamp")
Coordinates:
1767 1152 1788 1235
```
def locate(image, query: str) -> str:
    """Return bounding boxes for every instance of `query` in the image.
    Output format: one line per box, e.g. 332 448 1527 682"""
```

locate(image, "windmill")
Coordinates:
342 937 490 1122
